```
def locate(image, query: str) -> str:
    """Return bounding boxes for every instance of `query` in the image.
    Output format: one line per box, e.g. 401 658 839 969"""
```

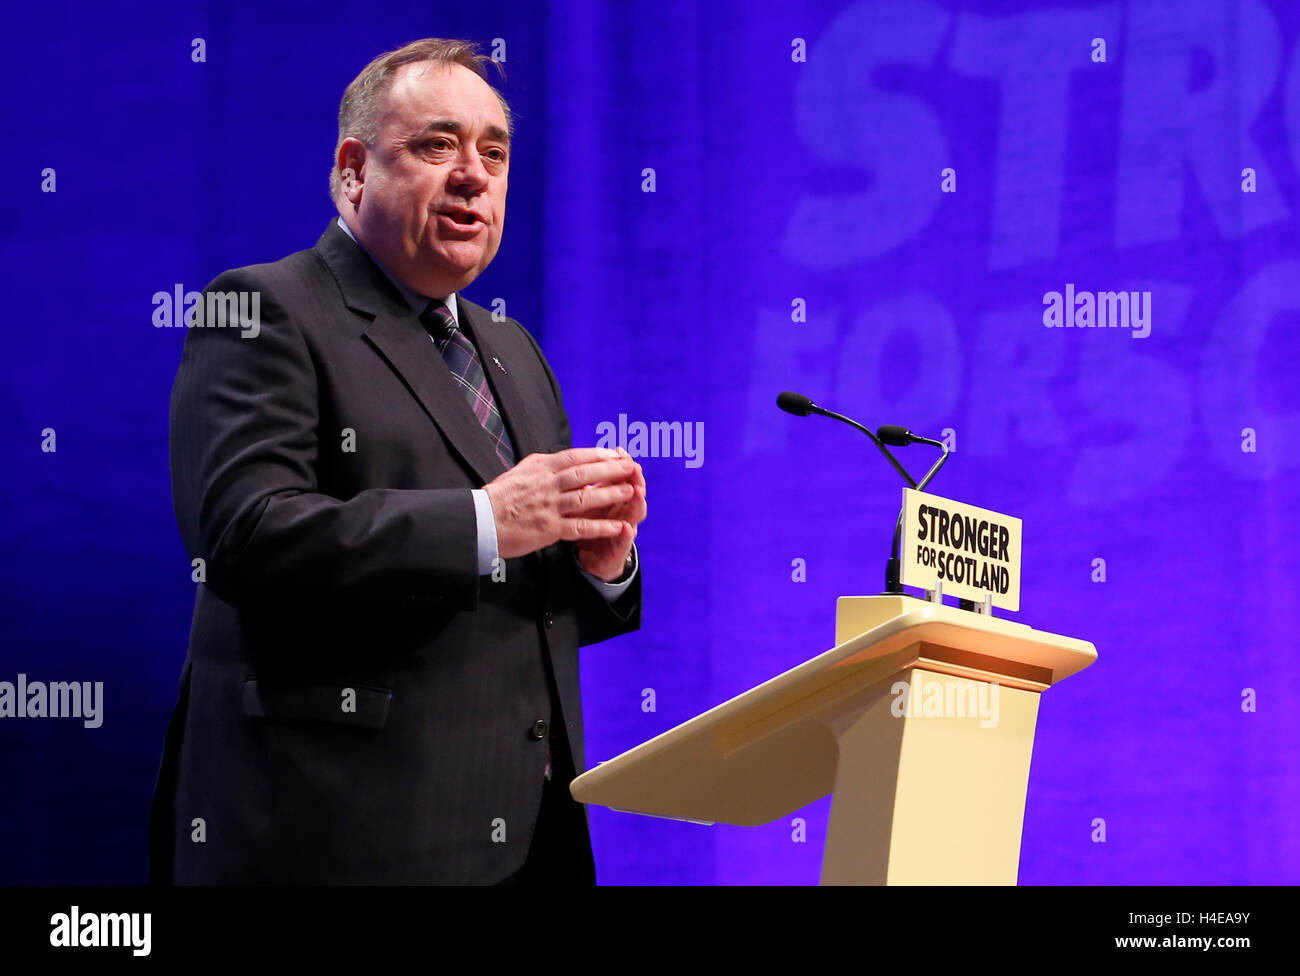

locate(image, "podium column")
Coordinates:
817 663 1041 885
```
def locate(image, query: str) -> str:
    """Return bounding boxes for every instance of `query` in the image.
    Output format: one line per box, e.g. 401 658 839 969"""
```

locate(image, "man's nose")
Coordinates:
449 145 489 192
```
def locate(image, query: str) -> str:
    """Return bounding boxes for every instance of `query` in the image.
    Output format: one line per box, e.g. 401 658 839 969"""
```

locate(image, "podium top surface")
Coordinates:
571 595 1097 826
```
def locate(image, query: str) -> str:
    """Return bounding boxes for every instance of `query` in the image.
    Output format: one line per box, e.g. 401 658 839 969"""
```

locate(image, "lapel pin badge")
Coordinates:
491 357 508 374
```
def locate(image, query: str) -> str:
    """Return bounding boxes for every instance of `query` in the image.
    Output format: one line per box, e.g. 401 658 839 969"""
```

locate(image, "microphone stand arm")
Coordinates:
886 437 950 593
814 407 917 489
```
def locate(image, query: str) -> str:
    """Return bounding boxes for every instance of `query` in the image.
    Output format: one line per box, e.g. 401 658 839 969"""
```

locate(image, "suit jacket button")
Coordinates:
530 719 548 740
543 611 554 629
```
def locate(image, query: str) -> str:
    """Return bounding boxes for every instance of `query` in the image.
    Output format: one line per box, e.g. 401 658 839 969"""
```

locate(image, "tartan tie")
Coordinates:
418 300 516 469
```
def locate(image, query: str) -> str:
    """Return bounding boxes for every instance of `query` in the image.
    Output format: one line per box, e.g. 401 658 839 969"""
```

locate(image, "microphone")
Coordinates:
877 424 916 447
879 424 946 450
876 425 949 490
776 392 916 488
775 391 816 417
776 392 952 594
777 391 919 592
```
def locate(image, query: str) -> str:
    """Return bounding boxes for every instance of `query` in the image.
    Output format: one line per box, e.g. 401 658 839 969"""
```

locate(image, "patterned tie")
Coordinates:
418 300 516 469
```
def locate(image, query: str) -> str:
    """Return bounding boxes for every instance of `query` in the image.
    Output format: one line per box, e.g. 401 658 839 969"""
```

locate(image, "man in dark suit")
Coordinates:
149 38 646 885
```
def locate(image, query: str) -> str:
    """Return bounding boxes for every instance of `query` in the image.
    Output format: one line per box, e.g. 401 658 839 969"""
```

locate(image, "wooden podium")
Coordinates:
570 594 1097 885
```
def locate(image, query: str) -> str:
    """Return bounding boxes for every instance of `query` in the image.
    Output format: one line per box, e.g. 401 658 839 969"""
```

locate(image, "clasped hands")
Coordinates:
483 447 647 582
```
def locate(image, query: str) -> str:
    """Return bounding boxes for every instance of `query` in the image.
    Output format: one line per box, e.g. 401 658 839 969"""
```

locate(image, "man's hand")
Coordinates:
572 448 646 582
484 448 640 561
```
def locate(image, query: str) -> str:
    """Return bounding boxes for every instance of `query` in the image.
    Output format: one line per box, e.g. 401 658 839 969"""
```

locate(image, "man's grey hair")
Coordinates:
330 38 513 202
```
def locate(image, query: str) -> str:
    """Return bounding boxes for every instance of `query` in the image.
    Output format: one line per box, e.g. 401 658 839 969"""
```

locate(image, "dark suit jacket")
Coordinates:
149 220 641 884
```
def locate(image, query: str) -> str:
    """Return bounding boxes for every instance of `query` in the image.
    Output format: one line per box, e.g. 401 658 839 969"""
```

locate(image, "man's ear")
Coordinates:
338 138 367 205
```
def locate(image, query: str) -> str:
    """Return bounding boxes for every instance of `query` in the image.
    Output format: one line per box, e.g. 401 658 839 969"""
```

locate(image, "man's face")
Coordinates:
340 62 509 298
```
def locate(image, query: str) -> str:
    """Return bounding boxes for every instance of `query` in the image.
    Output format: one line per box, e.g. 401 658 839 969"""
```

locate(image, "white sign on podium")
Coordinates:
898 487 1023 611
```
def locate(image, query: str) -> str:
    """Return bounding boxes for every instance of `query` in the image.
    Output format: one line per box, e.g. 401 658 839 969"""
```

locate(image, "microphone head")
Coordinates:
877 424 914 446
777 391 816 416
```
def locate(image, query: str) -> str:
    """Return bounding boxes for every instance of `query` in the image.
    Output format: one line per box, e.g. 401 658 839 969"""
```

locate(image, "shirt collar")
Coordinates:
335 216 458 326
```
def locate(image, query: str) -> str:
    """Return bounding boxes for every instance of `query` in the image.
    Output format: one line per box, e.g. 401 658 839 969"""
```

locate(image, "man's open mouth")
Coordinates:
439 209 481 226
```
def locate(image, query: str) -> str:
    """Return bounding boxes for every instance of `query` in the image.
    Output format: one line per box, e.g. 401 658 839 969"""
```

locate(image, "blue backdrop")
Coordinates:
3 0 1298 885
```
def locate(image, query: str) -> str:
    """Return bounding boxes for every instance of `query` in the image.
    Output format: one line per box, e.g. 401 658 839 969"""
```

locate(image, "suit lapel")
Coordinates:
314 220 512 487
361 309 510 486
